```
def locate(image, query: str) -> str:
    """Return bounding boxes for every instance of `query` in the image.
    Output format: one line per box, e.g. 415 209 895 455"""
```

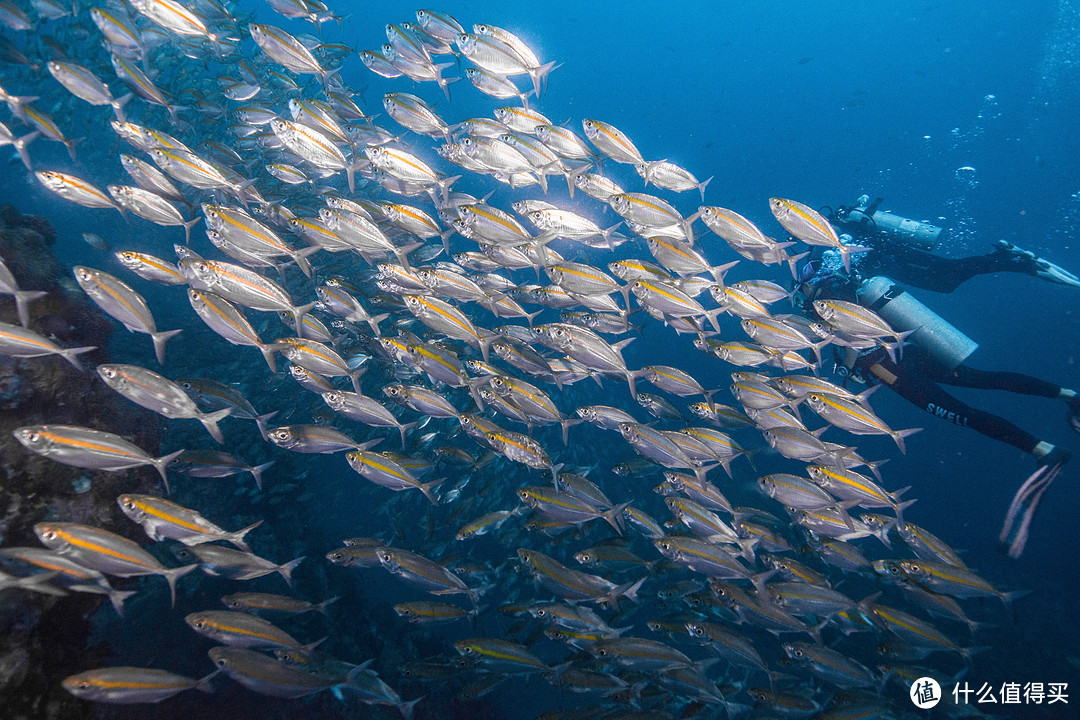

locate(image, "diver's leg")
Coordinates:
946 365 1080 434
875 244 1029 293
864 354 1043 454
944 365 1062 397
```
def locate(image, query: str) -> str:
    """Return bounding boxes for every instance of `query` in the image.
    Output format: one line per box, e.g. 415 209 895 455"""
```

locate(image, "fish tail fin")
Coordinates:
70 583 135 616
13 290 46 327
893 497 917 523
150 328 182 365
290 301 318 337
564 162 591 198
601 502 632 535
163 563 198 607
397 421 419 450
393 241 424 271
893 327 918 360
292 247 317 278
527 60 560 98
361 312 389 337
107 587 137 617
433 62 459 101
345 159 364 195
558 418 584 446
839 244 872 273
195 669 221 693
348 365 367 394
181 215 202 245
299 637 328 655
277 556 306 587
152 448 186 493
247 461 274 490
640 159 667 187
873 516 898 548
738 537 761 564
64 136 84 162
198 407 232 444
697 175 714 202
258 341 279 373
477 331 496 364
57 345 96 371
316 595 341 615
550 462 564 486
420 477 444 505
892 427 923 454
396 696 423 720
835 499 862 530
705 308 724 334
14 130 39 171
601 221 622 249
225 519 264 552
435 174 462 207
784 250 810 280
708 260 740 286
1000 589 1032 611
255 411 278 443
111 92 134 123
681 210 698 247
606 576 646 608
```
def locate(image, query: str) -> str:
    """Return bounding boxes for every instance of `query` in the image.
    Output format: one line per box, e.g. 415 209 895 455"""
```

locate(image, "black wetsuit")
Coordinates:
854 242 1038 294
798 245 1060 455
848 346 1059 454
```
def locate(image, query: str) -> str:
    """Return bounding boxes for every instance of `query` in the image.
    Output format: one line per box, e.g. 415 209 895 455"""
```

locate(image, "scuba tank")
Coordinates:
857 276 978 371
833 195 942 251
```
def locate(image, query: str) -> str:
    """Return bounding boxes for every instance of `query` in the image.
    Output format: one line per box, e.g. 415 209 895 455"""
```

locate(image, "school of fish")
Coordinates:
0 1 1025 718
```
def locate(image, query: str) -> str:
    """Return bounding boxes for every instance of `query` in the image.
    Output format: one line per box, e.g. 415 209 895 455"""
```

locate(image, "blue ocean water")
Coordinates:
1 1 1079 718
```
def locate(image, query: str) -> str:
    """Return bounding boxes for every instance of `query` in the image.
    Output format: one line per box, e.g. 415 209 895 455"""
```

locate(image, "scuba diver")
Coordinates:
795 195 1079 556
825 195 1080 292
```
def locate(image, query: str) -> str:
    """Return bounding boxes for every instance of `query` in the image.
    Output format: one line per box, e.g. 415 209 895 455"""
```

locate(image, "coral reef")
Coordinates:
0 205 165 719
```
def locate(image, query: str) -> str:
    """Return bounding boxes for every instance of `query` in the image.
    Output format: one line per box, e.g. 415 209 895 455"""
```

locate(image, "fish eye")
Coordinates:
195 620 205 628
536 609 546 616
793 649 803 657
123 500 135 510
694 627 704 636
215 658 227 667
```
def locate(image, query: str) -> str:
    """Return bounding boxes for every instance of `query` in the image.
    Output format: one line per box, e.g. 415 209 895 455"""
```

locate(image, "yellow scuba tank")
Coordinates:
857 276 978 371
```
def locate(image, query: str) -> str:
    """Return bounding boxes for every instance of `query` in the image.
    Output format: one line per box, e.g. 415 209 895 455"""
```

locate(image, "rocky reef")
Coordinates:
0 205 164 719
